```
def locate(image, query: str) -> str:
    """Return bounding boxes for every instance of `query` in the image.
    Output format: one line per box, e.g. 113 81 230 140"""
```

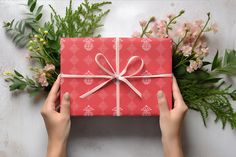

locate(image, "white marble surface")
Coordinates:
1 0 236 157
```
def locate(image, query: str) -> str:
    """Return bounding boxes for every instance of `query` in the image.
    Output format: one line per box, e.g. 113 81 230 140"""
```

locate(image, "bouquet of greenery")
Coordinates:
3 0 236 129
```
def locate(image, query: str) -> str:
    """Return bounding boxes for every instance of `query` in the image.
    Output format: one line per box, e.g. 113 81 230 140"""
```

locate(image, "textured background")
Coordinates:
0 0 236 157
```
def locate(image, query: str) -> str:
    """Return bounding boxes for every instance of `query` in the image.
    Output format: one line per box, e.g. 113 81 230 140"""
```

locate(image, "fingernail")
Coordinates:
157 90 163 98
64 92 70 100
58 74 61 78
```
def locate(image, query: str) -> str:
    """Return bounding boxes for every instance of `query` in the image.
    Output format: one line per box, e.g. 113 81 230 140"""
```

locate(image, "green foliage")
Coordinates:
4 70 42 96
3 0 43 47
174 50 236 129
3 0 111 94
49 0 111 38
211 49 236 75
178 78 236 129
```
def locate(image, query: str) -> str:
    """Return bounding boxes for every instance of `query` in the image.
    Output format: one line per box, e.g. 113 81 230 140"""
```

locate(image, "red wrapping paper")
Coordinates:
60 38 172 116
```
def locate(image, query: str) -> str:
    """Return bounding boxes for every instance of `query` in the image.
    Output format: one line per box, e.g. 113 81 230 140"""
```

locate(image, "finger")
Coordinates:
61 92 71 116
157 90 169 115
172 76 183 102
47 75 61 102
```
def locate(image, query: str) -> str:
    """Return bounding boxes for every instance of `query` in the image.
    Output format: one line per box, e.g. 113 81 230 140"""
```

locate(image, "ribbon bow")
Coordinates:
79 53 144 99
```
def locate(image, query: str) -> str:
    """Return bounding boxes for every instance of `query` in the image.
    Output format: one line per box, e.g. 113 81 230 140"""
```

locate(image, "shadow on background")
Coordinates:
69 116 161 138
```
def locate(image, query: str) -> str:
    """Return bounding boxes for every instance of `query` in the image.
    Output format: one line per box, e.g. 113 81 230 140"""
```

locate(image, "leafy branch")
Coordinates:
3 0 111 94
174 49 236 129
3 0 43 47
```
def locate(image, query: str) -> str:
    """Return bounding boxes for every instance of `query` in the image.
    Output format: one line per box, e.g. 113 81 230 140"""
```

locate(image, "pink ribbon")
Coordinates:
61 38 172 116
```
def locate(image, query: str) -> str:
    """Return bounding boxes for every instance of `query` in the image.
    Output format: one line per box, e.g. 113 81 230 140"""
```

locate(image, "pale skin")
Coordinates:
41 75 188 157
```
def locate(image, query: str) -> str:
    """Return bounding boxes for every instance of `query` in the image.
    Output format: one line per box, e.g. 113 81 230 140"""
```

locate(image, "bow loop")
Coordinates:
95 53 116 76
120 56 144 77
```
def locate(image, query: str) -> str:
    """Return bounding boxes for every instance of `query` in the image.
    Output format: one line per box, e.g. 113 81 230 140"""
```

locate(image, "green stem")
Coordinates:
166 10 185 35
140 18 154 38
191 13 211 53
174 30 189 53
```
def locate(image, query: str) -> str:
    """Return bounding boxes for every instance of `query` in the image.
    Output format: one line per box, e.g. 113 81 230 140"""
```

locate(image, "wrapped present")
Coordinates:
60 38 172 116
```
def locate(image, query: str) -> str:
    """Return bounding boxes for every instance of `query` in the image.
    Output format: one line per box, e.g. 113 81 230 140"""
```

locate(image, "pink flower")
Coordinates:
186 66 194 73
195 20 204 27
211 23 218 33
176 28 186 38
181 45 192 57
186 58 203 73
43 64 55 71
151 22 158 33
38 72 48 87
139 20 147 27
201 47 209 56
167 14 175 20
132 31 141 38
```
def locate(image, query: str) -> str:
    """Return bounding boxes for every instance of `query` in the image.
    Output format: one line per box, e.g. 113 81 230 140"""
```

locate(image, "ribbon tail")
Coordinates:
80 78 113 98
121 78 142 98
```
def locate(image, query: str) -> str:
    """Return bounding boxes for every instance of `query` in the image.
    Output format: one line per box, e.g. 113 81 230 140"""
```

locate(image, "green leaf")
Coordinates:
36 5 43 15
27 0 33 6
211 50 222 71
36 13 42 21
30 0 37 12
202 61 211 66
14 70 24 78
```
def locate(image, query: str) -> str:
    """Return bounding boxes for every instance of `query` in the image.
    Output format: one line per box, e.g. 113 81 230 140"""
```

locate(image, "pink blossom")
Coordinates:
186 66 194 73
167 14 175 20
139 20 147 27
195 20 204 27
43 64 55 71
181 45 192 57
211 23 218 33
201 47 209 56
151 22 158 33
186 58 203 73
38 72 48 87
176 28 186 38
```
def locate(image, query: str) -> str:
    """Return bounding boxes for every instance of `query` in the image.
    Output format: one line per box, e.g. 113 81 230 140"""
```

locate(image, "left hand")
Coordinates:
40 75 71 157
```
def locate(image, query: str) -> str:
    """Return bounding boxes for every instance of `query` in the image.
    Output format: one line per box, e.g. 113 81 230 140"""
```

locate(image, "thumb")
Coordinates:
61 92 71 116
157 90 169 115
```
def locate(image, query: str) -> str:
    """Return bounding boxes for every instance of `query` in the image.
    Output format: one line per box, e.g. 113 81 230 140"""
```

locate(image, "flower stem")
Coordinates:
191 13 211 53
166 10 185 35
140 17 155 38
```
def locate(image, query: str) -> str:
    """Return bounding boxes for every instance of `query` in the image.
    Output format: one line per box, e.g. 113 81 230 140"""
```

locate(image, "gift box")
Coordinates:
60 38 172 116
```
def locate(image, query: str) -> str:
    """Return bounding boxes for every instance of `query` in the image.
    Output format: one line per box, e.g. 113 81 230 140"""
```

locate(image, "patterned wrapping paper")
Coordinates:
60 37 172 116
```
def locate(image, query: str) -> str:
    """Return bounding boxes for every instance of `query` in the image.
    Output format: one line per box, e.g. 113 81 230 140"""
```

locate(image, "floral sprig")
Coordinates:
133 11 236 129
133 10 218 73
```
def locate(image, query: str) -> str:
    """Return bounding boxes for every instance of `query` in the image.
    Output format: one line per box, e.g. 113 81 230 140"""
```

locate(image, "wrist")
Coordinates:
161 135 184 157
161 133 180 144
47 140 67 157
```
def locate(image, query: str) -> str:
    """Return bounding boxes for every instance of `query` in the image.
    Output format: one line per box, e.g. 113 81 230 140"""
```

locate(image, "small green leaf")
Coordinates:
36 5 43 15
36 13 42 21
211 50 222 71
27 0 33 6
202 61 211 66
14 70 24 78
30 1 36 12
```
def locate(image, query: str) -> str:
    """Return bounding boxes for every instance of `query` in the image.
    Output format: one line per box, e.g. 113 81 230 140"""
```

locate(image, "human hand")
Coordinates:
157 76 188 157
40 75 71 157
